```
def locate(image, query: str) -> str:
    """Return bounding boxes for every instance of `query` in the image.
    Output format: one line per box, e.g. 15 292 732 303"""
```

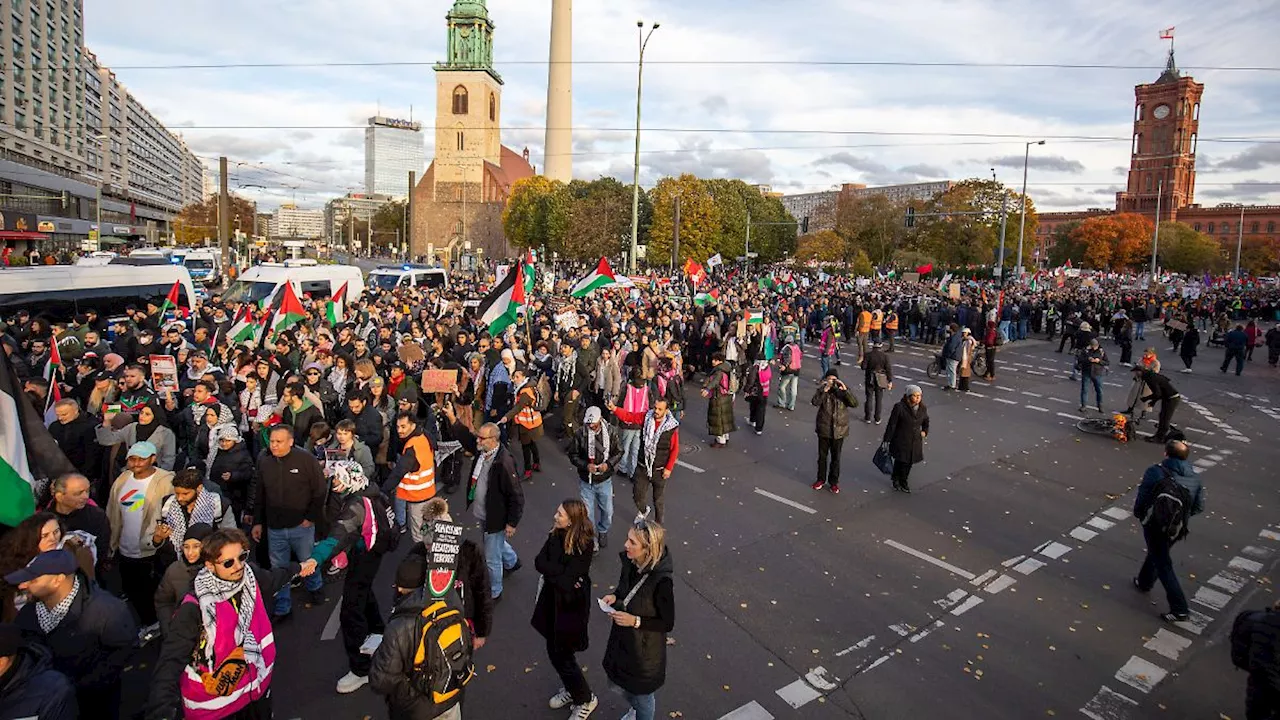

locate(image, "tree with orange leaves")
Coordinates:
1069 213 1154 270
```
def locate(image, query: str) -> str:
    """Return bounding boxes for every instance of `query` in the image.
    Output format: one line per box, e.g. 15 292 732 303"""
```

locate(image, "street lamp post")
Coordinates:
92 133 108 252
1016 139 1045 276
628 21 660 274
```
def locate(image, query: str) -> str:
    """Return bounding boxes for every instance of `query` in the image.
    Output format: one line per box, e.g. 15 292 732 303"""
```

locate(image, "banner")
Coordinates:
903 272 920 284
148 355 180 394
948 283 961 300
419 369 459 394
425 520 464 597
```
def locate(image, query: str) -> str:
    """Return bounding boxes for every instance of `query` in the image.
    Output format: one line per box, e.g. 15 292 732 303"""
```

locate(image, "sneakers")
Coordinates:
811 480 826 491
336 672 369 694
503 560 523 577
307 588 328 607
1180 367 1193 373
523 470 533 481
136 621 161 647
828 485 840 494
549 688 574 710
568 695 599 719
634 507 652 525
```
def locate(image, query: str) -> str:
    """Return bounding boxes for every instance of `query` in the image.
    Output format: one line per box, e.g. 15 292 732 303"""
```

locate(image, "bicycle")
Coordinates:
1076 412 1137 443
926 353 986 379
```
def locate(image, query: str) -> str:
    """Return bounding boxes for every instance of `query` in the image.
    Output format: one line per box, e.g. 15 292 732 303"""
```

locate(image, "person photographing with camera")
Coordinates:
811 369 858 494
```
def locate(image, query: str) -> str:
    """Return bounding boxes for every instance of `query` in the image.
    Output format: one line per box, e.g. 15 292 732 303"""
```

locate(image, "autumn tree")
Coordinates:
1157 221 1227 275
836 193 909 265
1046 221 1084 267
851 249 875 277
795 230 843 264
502 176 571 253
1067 213 1153 270
173 195 258 245
560 178 636 261
1238 237 1280 277
913 179 1036 268
648 174 721 267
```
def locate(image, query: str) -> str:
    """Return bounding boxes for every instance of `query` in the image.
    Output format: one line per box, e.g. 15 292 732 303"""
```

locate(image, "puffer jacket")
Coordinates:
811 382 858 439
207 440 255 517
703 365 736 437
602 549 675 696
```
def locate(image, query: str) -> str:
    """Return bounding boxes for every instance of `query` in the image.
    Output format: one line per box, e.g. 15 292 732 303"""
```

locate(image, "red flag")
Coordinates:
683 258 706 286
160 280 189 319
44 338 64 412
1159 27 1175 40
916 263 933 275
130 201 137 223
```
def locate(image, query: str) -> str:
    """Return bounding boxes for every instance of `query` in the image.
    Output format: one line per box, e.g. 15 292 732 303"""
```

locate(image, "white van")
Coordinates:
0 264 196 322
183 250 223 285
367 264 449 291
222 262 364 306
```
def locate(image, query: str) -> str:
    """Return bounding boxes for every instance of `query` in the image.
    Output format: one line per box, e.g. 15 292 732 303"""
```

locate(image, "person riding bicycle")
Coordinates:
1133 367 1180 444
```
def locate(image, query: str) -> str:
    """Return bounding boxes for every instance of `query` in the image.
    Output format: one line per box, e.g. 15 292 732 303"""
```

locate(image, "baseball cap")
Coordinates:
127 440 159 459
3 549 77 585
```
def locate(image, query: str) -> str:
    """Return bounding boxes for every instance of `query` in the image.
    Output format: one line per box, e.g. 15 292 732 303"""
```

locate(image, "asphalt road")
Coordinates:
120 331 1280 720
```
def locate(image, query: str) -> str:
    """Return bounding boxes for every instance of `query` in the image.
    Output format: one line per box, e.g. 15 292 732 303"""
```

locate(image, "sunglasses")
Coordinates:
218 551 250 569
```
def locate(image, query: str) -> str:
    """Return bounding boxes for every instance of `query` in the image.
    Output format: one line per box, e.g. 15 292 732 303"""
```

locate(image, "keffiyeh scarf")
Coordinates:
163 489 221 550
586 422 610 464
192 566 264 675
641 410 680 476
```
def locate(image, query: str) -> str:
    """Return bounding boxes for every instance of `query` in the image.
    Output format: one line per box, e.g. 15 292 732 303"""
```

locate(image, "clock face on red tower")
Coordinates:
1153 104 1171 119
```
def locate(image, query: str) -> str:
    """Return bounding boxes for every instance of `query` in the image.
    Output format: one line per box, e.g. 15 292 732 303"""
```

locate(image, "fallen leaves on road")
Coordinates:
486 665 496 673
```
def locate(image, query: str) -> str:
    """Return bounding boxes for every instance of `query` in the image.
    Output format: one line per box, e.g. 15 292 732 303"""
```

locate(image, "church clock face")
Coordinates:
1153 104 1171 120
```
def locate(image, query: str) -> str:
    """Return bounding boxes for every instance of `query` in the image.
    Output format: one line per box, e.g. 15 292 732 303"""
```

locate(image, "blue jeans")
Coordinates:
1137 526 1189 616
1018 319 1029 340
776 373 799 410
618 428 642 477
393 496 407 528
798 327 807 349
1080 375 1103 409
268 524 323 615
621 688 657 720
1135 321 1145 340
998 320 1011 341
579 479 614 537
945 359 959 388
483 530 518 598
820 354 832 377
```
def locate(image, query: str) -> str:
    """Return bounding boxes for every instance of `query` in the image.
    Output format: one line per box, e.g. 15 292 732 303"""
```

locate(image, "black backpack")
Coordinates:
1231 610 1260 671
361 491 401 555
1140 466 1193 543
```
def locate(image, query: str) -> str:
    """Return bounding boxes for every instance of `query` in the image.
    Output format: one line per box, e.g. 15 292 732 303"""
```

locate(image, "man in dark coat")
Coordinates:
49 400 102 487
7 550 136 719
1132 440 1203 622
569 407 623 547
860 340 893 424
1222 324 1248 376
883 385 929 493
1231 599 1280 719
48 473 111 578
811 369 858 494
0 623 78 720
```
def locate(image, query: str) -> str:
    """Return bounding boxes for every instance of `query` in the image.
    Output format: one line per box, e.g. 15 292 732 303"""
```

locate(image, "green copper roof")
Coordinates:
447 0 489 20
437 0 501 83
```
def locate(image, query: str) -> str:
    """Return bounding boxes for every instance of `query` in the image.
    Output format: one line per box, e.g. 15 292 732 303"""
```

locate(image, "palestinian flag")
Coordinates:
325 282 348 327
683 258 706 286
758 276 776 291
570 257 618 298
522 250 537 297
1 353 74 528
228 305 257 344
477 262 526 335
158 280 189 320
272 282 307 334
43 336 64 411
744 309 764 325
693 290 720 307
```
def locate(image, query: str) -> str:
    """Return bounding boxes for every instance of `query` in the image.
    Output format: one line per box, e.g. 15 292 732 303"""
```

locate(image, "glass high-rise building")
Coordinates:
364 116 425 198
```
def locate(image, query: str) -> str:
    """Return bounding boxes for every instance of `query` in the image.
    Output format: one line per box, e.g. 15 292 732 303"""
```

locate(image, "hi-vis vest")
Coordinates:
397 434 437 502
870 310 884 331
178 585 275 720
857 310 872 333
514 386 543 430
884 312 899 330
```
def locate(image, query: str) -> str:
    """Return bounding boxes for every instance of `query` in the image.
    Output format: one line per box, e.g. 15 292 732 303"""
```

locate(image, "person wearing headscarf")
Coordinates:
94 399 177 471
207 424 256 521
883 385 929 493
153 522 214 637
299 461 394 695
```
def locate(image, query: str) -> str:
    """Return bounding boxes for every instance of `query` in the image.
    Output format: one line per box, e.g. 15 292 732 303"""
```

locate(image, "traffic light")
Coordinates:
905 207 916 229
801 216 810 234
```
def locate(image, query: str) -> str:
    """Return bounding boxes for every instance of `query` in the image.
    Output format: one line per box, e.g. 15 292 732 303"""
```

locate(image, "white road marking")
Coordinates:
753 488 817 515
775 678 823 709
1242 544 1275 559
934 588 969 608
983 574 1017 594
1144 629 1193 661
321 598 343 640
909 619 945 643
804 667 839 691
969 569 998 586
1261 529 1280 541
1025 404 1050 412
995 398 1018 405
1086 516 1116 531
1115 656 1167 693
1192 586 1232 611
719 700 775 720
1012 557 1045 575
888 623 913 636
1172 609 1213 636
676 459 706 474
1056 412 1083 420
1101 506 1130 521
1048 396 1070 404
967 391 987 397
834 634 877 657
1070 526 1099 542
950 595 985 616
1025 370 1046 376
1039 541 1072 559
1230 556 1264 573
1001 555 1026 567
1020 391 1043 398
1081 685 1139 720
883 539 977 580
1207 571 1246 594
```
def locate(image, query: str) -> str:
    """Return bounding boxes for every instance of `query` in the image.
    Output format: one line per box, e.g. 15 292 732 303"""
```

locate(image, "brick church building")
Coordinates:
409 0 534 263
1036 46 1280 264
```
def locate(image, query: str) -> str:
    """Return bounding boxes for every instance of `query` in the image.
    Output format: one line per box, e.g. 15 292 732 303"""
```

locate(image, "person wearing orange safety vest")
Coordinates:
385 413 437 544
856 308 873 363
883 307 900 353
870 308 884 343
501 367 544 481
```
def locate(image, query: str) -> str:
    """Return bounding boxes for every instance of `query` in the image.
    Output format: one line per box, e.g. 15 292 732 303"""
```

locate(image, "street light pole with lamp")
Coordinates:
628 21 659 274
1015 139 1044 275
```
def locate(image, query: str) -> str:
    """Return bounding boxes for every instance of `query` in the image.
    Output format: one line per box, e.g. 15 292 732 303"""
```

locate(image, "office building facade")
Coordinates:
365 116 425 198
269 204 324 239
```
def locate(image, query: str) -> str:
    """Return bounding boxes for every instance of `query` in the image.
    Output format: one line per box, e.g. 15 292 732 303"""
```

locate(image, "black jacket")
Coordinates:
346 406 385 453
282 401 324 445
1232 607 1280 685
812 381 858 440
884 398 930 464
153 561 200 638
208 440 256 515
49 416 102 483
370 588 465 720
568 422 622 484
252 446 327 529
1139 371 1179 404
860 349 893 387
395 541 493 639
13 574 136 700
531 530 593 652
146 564 298 720
53 504 111 578
0 642 78 720
452 421 524 534
602 549 675 696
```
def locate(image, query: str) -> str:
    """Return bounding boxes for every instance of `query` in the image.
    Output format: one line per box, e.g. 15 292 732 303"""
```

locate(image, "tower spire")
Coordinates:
1156 27 1179 84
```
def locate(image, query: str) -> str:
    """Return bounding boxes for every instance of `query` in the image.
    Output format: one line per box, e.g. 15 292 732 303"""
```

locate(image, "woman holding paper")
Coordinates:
532 499 598 718
601 518 674 720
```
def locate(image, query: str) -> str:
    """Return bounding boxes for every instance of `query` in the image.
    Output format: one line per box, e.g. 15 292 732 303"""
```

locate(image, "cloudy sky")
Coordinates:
86 0 1280 213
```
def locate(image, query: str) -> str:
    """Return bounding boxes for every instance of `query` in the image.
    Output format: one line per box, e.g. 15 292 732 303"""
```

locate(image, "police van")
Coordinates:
366 264 449 291
222 260 365 307
183 249 223 285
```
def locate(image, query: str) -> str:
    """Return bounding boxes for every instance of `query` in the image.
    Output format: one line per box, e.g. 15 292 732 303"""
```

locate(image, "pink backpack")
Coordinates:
787 344 802 371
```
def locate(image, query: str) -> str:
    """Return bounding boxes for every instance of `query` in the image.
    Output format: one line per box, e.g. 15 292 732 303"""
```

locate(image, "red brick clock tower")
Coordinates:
1115 44 1204 222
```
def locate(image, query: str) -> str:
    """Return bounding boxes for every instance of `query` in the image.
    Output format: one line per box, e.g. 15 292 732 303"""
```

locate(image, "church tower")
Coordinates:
1115 44 1204 222
433 0 504 186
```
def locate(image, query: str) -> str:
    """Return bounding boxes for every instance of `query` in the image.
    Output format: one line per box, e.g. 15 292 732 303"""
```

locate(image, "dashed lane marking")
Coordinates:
1144 629 1193 661
676 459 706 474
1081 685 1139 720
995 398 1019 405
753 488 817 515
719 700 775 720
1025 404 1050 412
1115 656 1167 694
883 539 978 580
834 634 877 657
321 598 343 640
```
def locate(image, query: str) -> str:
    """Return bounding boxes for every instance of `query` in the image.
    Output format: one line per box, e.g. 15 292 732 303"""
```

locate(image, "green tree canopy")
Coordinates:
912 179 1037 268
648 174 722 267
173 195 258 245
502 176 571 252
1157 221 1227 275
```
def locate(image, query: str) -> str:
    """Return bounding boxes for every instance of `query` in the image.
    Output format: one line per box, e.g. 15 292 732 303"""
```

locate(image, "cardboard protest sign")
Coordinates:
948 283 961 300
420 368 459 394
425 520 464 597
397 342 426 364
903 272 920 284
149 355 180 394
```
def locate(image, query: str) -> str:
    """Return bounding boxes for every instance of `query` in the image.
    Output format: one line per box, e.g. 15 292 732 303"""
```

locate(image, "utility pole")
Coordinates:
992 169 1008 284
1149 178 1163 276
218 157 230 270
671 195 680 271
1234 204 1245 279
1016 140 1045 276
629 22 660 273
407 170 415 260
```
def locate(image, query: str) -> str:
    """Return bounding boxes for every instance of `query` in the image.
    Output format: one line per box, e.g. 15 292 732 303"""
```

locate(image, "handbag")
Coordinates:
872 441 894 476
874 370 891 389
